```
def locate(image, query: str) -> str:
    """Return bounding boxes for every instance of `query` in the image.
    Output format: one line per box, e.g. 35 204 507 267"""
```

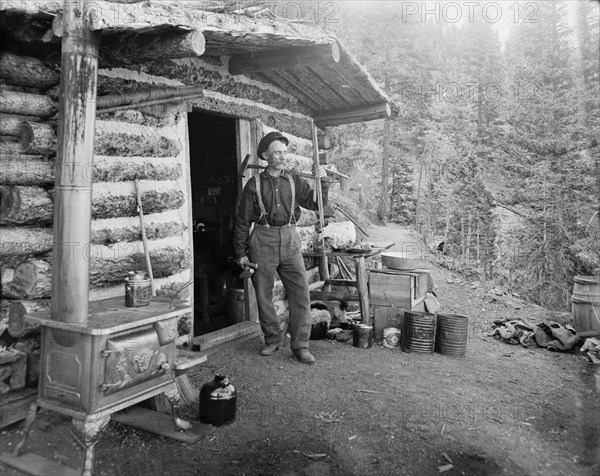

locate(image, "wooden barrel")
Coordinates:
571 276 600 337
435 313 469 357
401 310 436 353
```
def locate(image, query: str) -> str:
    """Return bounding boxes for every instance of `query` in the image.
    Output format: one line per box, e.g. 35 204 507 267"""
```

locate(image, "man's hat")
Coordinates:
257 131 289 159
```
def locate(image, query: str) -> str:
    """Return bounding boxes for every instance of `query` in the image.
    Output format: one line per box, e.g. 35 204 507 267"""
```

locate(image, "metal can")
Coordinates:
353 324 373 349
382 327 401 348
125 271 152 307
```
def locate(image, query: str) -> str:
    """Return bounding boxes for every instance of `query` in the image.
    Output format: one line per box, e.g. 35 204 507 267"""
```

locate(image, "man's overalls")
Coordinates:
247 173 312 350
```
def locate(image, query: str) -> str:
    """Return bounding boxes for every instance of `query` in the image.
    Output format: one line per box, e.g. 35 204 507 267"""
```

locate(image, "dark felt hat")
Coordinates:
257 131 289 159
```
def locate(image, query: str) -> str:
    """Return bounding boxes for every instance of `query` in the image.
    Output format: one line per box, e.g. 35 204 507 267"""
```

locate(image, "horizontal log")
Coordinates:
89 245 191 287
93 156 182 182
230 42 340 75
104 30 205 65
309 291 360 301
17 122 57 154
94 130 182 157
7 300 47 341
0 185 53 226
0 88 58 118
314 103 392 128
0 52 60 89
190 95 313 139
0 155 55 185
0 155 181 185
0 228 53 263
92 187 185 219
0 114 42 136
91 215 186 244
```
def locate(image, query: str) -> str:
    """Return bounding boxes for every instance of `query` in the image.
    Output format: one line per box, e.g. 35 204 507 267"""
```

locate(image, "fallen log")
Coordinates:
0 52 60 89
0 88 58 118
17 122 57 155
0 185 54 226
0 114 42 136
0 155 55 186
8 299 50 337
0 228 54 263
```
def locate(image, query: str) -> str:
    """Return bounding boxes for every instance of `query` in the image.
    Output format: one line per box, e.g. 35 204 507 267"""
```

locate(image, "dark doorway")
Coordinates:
188 111 240 336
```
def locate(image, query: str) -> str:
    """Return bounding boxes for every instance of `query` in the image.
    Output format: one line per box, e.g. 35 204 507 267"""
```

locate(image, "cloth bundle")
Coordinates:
490 318 578 351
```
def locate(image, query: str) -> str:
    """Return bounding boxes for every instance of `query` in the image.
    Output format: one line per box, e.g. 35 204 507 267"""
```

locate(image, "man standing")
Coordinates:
233 131 329 364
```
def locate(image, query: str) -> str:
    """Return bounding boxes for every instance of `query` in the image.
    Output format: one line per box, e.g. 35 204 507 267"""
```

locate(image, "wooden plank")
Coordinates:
229 43 339 75
0 389 37 429
355 256 370 324
0 453 80 476
113 407 214 443
192 321 261 351
369 273 416 308
326 279 358 288
174 349 207 371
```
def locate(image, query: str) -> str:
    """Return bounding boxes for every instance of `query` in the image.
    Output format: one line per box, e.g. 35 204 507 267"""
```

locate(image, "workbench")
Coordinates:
304 243 395 324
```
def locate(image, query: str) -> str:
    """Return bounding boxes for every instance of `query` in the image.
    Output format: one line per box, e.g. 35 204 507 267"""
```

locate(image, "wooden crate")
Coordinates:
369 270 416 307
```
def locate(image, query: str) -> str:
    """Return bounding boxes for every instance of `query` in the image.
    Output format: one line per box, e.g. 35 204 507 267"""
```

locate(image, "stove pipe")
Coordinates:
50 1 100 323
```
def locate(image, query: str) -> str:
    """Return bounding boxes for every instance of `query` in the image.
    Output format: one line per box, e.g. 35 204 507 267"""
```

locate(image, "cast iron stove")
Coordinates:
12 296 192 475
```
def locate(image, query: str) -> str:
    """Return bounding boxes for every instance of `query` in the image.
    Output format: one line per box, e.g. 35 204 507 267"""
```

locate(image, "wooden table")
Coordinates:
304 243 395 324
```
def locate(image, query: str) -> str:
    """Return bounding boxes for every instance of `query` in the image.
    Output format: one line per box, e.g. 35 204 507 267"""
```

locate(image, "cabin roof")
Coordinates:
1 1 397 126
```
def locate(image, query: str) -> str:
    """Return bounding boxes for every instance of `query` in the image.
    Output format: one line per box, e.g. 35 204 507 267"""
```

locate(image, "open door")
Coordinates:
187 112 259 338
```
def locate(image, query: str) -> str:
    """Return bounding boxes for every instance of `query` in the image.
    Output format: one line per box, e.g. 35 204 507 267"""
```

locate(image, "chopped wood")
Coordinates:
442 453 453 464
0 227 53 263
0 87 58 118
8 299 49 337
3 259 52 300
307 454 328 459
0 52 60 89
0 114 42 136
17 122 56 154
0 185 54 226
438 464 454 473
0 155 55 186
357 389 382 394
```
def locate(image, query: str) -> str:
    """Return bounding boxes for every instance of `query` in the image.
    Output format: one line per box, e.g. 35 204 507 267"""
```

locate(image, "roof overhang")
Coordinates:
0 0 397 126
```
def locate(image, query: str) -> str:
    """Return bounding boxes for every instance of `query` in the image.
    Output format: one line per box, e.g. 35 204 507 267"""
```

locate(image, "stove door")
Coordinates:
101 328 168 396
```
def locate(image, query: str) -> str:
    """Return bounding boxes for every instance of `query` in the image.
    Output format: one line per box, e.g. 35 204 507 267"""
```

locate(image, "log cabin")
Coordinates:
0 0 396 428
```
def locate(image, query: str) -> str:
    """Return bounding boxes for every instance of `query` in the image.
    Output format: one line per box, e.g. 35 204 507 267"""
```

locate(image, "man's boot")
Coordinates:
261 344 280 356
293 348 315 364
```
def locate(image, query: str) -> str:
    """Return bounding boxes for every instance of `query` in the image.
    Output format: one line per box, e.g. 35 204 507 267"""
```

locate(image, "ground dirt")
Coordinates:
1 224 598 476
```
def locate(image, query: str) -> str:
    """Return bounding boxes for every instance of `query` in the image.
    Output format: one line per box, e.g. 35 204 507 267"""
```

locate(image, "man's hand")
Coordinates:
237 256 250 268
312 165 328 180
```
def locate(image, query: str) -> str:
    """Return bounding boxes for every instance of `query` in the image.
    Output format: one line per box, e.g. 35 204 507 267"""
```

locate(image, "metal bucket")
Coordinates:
124 273 152 307
571 276 600 337
401 310 436 353
353 324 373 349
435 313 469 357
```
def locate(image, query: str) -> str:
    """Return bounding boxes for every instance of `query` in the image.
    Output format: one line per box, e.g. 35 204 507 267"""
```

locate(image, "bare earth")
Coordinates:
1 224 598 476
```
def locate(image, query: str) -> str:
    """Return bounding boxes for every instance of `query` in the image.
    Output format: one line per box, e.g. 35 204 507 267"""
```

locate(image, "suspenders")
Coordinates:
255 172 296 228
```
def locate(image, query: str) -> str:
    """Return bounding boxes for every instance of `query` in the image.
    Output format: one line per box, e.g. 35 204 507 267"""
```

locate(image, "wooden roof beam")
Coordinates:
229 42 340 75
314 103 392 128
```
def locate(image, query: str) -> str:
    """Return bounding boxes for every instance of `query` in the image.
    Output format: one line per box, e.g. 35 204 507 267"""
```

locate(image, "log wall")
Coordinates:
0 53 331 372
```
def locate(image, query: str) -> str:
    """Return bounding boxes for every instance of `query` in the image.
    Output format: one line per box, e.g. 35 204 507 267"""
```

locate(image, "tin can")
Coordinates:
125 271 152 307
353 324 373 349
382 327 401 348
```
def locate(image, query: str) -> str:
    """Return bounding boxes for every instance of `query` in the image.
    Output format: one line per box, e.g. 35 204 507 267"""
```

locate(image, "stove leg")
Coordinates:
12 401 38 456
71 415 110 476
164 382 192 430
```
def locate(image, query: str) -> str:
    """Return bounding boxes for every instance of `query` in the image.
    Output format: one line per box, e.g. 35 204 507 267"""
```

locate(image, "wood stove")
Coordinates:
12 297 192 475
